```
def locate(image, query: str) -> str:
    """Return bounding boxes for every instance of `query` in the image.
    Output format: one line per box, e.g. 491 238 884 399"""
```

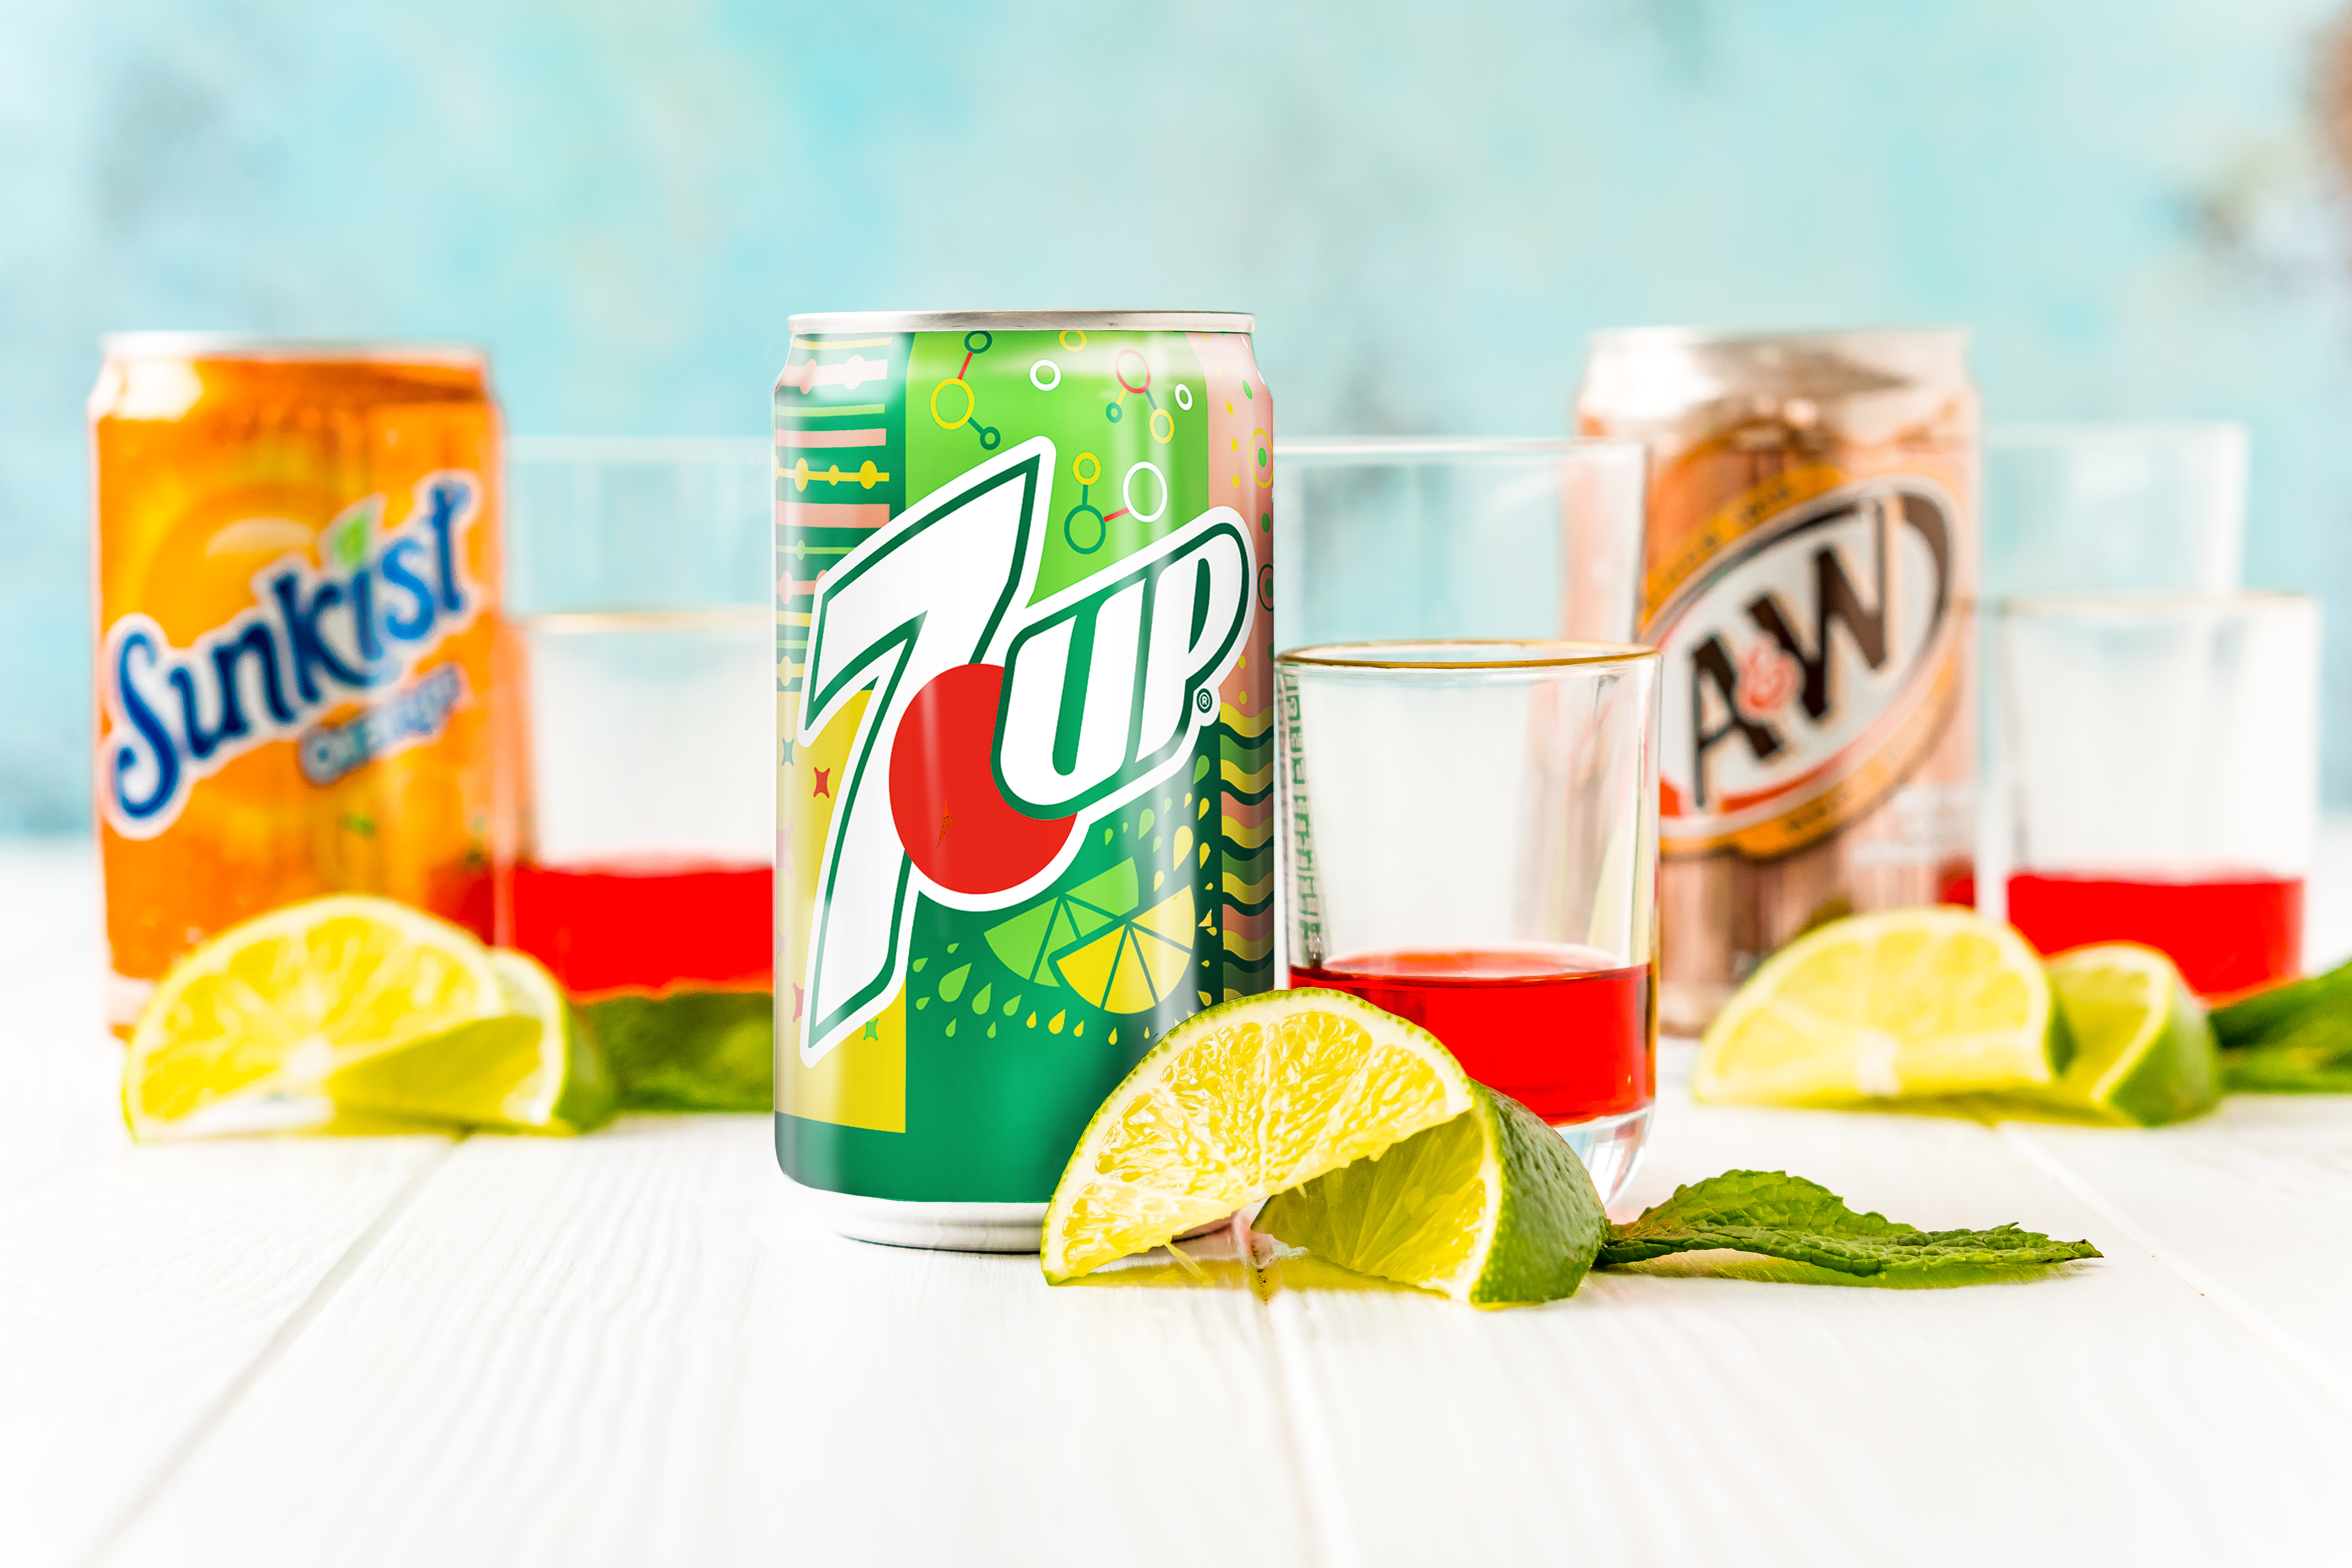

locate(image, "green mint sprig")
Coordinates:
1598 1170 2100 1277
2211 959 2352 1093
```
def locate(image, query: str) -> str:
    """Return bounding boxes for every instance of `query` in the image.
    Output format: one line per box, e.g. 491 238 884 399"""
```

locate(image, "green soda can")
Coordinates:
775 311 1275 1247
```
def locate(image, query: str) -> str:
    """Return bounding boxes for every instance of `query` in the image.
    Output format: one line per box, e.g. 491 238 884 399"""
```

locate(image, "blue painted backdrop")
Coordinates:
6 0 2351 829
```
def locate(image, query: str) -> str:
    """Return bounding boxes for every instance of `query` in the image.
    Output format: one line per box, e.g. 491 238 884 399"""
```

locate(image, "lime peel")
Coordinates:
1259 1081 1608 1307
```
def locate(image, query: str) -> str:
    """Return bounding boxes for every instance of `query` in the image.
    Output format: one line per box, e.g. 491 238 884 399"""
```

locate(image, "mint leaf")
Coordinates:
1598 1170 2100 1277
2212 961 2352 1093
2211 958 2352 1050
2221 1049 2352 1094
583 989 773 1112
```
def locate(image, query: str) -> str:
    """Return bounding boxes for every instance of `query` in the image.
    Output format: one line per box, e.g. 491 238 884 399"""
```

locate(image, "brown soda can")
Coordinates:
1576 330 1979 1034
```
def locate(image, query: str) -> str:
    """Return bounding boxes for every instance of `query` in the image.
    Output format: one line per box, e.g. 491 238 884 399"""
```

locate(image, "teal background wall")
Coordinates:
6 0 2352 828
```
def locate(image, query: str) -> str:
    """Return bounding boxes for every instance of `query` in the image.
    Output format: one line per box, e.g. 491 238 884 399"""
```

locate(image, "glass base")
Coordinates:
1550 1105 1651 1207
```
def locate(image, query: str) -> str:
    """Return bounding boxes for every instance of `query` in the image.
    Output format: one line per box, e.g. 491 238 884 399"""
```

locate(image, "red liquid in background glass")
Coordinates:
1290 946 1655 1123
2006 871 2303 1000
511 858 773 997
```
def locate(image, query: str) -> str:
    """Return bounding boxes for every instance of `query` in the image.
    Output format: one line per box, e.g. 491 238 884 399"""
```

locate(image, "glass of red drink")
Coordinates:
503 439 777 1105
1277 639 1660 1201
1999 592 2318 1000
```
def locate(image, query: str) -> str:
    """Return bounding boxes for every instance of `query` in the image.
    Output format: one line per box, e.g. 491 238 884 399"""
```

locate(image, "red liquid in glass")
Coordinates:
511 858 773 998
1290 946 1655 1123
2006 870 2303 1000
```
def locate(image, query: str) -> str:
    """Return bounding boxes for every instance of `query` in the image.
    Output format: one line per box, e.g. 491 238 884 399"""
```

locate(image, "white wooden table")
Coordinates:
9 836 2352 1568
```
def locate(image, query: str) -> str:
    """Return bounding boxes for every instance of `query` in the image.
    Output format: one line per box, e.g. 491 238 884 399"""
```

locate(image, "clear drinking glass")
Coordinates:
1277 640 1661 1201
1976 423 2250 920
1999 592 2318 1000
1274 438 1648 648
1983 423 2247 601
503 439 776 1070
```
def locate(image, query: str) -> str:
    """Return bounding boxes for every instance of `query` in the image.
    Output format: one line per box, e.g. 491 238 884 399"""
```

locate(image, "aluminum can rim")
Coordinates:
1586 325 1968 352
787 309 1254 335
99 333 489 367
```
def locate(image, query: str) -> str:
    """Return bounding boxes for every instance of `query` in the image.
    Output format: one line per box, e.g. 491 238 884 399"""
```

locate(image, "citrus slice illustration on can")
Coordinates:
984 860 1196 1014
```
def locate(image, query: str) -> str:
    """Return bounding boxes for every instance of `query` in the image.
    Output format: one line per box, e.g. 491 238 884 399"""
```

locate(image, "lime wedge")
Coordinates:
1040 989 1477 1283
126 895 508 1139
2027 944 2218 1126
1695 908 2065 1106
327 950 618 1134
1258 1082 1606 1307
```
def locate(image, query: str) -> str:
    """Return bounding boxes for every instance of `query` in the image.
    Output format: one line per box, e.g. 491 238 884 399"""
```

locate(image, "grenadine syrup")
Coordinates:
2006 870 2302 1001
511 857 773 998
1291 945 1655 1123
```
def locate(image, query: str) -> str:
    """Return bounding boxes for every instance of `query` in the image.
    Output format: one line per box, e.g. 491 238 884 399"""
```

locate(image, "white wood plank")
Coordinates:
0 1136 452 1568
0 843 458 1568
102 1116 1319 1568
2000 1095 2352 1399
1263 1074 2352 1568
0 842 134 1195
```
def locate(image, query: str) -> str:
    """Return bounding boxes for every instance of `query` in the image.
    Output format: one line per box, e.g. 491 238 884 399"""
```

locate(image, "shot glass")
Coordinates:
502 438 777 1099
1999 592 2319 1000
1277 640 1661 1201
1274 437 1648 648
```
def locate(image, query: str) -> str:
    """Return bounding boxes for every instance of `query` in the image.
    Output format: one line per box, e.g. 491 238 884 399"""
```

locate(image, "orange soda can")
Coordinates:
89 337 508 1032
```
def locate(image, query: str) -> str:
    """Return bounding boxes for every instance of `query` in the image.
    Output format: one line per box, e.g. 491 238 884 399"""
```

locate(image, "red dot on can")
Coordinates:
889 663 1077 897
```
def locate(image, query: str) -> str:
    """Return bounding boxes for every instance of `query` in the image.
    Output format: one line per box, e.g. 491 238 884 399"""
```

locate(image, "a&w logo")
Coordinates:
1651 478 1955 853
100 472 484 839
796 437 1254 1065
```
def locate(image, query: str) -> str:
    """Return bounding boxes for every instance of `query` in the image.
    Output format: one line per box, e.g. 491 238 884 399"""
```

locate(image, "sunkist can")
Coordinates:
776 310 1275 1248
1576 329 1979 1034
90 336 507 1031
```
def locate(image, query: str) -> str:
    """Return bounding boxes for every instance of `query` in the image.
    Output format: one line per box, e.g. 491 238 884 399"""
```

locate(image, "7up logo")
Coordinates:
795 437 1256 1065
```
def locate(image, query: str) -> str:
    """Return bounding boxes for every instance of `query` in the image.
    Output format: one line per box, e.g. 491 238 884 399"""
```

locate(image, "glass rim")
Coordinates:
1275 434 1644 464
1998 589 2313 620
515 607 771 632
1276 637 1660 671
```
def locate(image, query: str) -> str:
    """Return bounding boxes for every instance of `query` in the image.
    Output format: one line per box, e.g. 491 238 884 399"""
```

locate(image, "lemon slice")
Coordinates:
1040 989 1477 1283
125 894 507 1139
327 950 618 1134
1258 1082 1606 1307
2027 944 2218 1126
1695 908 2065 1106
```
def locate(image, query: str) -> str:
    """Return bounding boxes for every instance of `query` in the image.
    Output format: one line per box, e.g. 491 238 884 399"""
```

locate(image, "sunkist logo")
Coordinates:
100 471 484 839
796 437 1255 1066
1651 479 1954 839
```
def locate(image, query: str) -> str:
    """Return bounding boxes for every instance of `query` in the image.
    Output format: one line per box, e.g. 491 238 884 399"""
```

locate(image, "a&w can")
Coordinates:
1577 330 1978 1034
777 311 1275 1247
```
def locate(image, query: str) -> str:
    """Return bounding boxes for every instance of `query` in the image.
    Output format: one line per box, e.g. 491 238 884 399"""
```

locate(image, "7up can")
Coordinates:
777 311 1275 1247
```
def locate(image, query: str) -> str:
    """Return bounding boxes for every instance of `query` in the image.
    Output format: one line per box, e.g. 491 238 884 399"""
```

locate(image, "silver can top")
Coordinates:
787 309 1254 335
100 333 488 367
